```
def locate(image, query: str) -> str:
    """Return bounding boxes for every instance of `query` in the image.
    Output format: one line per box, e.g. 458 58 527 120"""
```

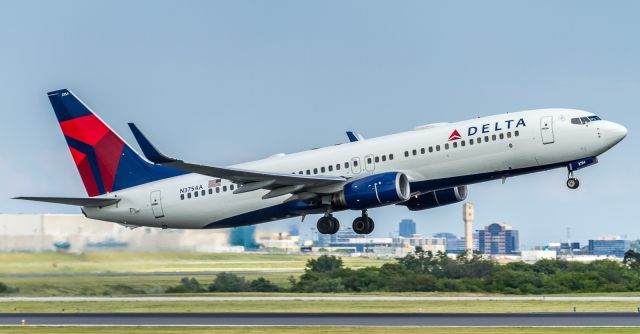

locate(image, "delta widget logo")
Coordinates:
448 129 461 141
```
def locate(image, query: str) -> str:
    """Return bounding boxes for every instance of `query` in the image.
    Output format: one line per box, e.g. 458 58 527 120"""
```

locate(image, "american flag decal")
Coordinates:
208 179 221 188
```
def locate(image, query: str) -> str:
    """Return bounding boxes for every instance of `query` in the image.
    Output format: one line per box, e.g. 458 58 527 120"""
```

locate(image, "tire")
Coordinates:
352 217 367 234
329 217 340 234
567 178 579 189
317 216 335 234
365 217 375 234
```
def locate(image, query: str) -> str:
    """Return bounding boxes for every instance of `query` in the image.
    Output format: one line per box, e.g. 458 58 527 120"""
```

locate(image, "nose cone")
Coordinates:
605 122 628 147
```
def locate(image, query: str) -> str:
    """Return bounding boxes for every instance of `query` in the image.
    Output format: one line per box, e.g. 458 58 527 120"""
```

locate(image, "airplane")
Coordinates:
15 89 627 235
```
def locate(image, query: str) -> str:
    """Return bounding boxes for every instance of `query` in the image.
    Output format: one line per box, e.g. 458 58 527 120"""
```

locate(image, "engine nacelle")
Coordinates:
403 186 468 211
333 172 411 210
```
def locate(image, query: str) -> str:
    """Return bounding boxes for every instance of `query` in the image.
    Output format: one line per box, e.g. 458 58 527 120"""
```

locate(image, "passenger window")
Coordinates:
321 167 325 173
306 170 310 175
299 171 303 174
345 162 349 168
507 132 512 138
389 154 394 160
492 134 497 141
436 145 440 151
367 158 372 164
336 164 341 170
499 133 504 140
328 165 333 172
187 193 192 199
445 143 449 150
453 142 457 148
429 146 433 153
353 160 358 167
216 187 220 193
194 191 198 198
412 149 417 156
382 155 386 162
515 130 520 137
485 136 489 142
477 137 481 144
223 186 227 192
461 140 466 147
208 189 212 195
180 194 185 200
404 151 409 157
313 168 318 174
229 185 234 191
420 148 425 154
374 156 380 163
470 139 474 145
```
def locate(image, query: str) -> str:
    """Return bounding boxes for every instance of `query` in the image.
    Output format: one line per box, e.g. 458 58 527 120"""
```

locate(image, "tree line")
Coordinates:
167 248 640 294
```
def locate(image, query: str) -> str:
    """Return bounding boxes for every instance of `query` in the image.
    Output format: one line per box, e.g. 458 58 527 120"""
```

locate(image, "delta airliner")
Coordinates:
16 89 627 235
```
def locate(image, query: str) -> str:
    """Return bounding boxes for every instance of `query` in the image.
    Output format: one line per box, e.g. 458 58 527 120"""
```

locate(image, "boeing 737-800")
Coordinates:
16 89 627 235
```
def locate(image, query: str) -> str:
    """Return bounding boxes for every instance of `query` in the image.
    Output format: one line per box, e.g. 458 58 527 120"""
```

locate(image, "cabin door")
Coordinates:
150 190 165 218
540 116 555 144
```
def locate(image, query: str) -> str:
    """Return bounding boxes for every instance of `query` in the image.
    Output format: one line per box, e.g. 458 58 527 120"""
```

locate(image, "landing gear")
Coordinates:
566 171 580 189
317 214 339 234
352 210 375 234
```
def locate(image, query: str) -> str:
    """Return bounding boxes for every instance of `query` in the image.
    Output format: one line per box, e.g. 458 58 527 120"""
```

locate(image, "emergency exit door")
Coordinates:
150 190 165 218
540 116 555 144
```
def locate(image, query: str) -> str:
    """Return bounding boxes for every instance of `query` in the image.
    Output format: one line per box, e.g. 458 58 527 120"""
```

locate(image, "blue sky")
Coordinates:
0 1 638 247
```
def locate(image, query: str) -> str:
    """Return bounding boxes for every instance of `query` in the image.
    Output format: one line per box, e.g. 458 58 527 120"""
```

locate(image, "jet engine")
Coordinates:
332 172 411 210
402 186 468 211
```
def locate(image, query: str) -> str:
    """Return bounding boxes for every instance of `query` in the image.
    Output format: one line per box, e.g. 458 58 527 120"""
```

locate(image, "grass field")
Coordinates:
0 327 638 334
0 252 390 274
3 300 640 313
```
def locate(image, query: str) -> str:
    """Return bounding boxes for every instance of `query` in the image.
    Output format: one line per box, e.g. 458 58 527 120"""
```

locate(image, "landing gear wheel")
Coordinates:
317 216 339 234
329 216 340 234
567 178 580 189
352 215 375 234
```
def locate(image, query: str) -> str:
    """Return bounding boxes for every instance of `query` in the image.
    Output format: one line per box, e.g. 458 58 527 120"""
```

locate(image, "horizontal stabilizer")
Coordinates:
13 196 120 207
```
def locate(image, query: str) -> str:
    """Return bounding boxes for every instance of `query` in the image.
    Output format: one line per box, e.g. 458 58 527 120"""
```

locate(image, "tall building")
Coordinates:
478 223 519 255
588 237 630 258
399 219 417 237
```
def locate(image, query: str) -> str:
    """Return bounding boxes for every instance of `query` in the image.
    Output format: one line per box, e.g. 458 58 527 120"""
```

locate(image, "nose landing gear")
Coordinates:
566 170 580 189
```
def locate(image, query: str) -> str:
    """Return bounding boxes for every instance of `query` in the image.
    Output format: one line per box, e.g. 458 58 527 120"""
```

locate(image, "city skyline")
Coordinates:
0 1 637 245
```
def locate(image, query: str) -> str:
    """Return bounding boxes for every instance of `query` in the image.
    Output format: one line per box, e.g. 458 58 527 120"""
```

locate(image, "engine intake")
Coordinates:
333 172 410 210
403 186 468 211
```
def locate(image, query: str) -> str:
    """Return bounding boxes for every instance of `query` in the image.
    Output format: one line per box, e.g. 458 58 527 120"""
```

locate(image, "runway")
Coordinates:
4 296 640 302
1 312 640 326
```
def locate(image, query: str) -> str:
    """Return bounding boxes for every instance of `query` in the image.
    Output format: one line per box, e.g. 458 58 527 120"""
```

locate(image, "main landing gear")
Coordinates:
352 210 375 235
316 213 339 234
316 210 376 235
566 170 580 190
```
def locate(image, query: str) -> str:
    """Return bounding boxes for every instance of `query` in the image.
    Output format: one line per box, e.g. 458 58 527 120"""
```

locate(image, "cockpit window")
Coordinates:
571 116 602 125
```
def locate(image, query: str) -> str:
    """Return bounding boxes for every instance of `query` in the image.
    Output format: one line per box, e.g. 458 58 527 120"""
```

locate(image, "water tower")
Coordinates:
463 203 474 256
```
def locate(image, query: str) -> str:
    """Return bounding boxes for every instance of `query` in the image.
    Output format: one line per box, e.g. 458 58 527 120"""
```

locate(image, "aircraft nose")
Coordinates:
606 121 627 145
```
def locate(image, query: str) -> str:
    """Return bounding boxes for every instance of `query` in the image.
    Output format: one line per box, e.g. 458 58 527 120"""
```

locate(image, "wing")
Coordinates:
13 196 120 207
128 123 346 198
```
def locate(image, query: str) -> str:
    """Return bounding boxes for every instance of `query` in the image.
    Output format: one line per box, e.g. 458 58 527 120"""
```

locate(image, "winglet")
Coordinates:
346 131 365 142
127 123 178 164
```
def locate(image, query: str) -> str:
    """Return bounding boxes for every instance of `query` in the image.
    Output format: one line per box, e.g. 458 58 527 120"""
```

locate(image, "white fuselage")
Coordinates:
84 108 627 229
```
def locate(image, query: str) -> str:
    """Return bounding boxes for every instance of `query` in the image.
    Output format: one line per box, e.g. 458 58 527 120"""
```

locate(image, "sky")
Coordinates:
0 1 638 247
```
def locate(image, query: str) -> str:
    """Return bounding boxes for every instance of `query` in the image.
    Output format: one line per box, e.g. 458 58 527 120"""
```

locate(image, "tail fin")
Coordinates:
47 89 185 196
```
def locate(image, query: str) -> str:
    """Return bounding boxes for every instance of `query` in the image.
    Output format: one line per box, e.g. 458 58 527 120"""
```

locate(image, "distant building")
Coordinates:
433 232 479 254
229 226 259 250
478 223 519 255
588 238 630 258
395 235 446 255
399 219 416 238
